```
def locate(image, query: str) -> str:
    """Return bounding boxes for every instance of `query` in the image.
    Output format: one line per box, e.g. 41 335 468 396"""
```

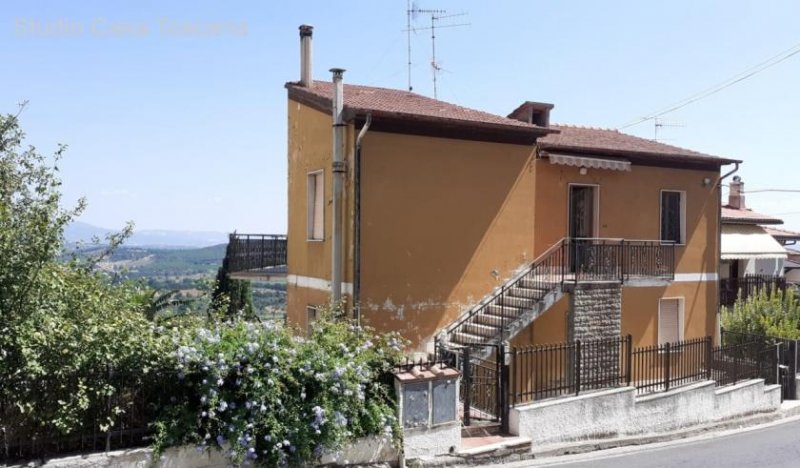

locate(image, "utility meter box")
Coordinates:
394 363 460 429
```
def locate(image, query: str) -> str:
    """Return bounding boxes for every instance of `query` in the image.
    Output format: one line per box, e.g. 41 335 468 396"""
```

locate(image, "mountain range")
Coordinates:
65 221 229 248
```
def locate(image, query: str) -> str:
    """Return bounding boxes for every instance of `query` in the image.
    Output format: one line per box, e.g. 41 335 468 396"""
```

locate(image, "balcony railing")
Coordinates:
719 275 786 308
225 233 287 275
566 238 675 283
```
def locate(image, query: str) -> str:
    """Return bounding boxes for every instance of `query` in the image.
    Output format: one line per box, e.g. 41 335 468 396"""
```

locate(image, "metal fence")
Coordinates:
225 233 287 273
711 341 779 387
510 336 632 405
509 334 784 405
719 275 787 307
631 337 711 394
0 370 177 463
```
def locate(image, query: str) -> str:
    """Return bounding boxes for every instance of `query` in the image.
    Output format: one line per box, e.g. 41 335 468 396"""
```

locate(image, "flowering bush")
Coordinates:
152 309 406 466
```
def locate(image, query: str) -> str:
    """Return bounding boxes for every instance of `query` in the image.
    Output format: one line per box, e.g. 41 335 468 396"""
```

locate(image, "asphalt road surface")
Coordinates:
522 417 800 467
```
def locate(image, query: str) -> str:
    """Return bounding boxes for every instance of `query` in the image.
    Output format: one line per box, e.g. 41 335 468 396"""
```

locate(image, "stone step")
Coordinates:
472 312 510 327
457 436 532 459
518 276 559 290
463 321 501 338
507 285 549 299
450 330 488 346
486 304 524 319
498 294 536 309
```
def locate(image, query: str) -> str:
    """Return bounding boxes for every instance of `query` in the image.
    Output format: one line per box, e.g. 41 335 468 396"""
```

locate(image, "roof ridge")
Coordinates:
550 123 620 132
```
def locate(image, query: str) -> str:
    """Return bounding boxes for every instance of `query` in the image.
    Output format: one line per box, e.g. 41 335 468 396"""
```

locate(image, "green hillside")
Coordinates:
71 244 286 315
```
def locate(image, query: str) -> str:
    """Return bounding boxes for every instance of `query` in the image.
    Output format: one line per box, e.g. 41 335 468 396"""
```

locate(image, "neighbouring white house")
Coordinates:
720 176 791 278
719 176 800 304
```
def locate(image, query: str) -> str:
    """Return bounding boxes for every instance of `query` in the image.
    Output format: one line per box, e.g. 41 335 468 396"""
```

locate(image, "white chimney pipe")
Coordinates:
299 24 313 87
330 68 346 304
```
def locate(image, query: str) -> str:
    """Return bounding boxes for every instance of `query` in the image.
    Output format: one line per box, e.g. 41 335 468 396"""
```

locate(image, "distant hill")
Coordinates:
66 221 228 248
77 243 285 315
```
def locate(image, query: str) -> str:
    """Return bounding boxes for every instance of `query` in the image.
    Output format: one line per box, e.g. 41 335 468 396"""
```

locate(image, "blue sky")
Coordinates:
2 1 800 233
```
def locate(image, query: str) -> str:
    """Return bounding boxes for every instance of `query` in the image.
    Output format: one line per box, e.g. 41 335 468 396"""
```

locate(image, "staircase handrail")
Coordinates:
443 238 569 342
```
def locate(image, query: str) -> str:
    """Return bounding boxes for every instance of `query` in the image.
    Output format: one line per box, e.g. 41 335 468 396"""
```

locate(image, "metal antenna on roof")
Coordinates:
404 4 468 99
653 118 685 142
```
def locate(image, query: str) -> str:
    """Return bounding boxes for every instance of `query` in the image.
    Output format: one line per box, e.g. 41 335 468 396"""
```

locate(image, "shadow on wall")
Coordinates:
360 132 536 349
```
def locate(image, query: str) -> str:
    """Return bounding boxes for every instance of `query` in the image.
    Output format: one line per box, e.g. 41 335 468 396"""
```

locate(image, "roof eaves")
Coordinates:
539 144 740 166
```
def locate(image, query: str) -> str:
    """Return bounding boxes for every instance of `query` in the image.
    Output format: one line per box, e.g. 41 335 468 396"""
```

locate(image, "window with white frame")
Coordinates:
660 190 685 244
307 171 324 240
658 297 683 345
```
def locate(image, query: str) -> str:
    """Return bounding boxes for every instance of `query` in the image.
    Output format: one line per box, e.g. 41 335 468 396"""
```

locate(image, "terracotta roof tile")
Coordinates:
286 80 548 133
538 124 739 164
721 205 783 225
763 226 800 240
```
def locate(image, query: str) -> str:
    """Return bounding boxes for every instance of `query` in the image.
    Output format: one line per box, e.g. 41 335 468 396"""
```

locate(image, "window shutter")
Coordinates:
658 298 680 344
313 173 324 240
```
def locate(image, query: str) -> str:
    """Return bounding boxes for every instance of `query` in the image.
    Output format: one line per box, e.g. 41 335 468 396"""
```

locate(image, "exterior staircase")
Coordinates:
439 238 675 359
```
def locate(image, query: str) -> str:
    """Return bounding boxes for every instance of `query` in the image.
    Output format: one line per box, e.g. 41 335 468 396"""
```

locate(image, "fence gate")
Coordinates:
458 344 509 432
777 340 798 401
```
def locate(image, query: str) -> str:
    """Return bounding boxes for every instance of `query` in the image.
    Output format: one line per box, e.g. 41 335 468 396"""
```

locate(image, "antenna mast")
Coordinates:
653 118 686 142
404 6 468 99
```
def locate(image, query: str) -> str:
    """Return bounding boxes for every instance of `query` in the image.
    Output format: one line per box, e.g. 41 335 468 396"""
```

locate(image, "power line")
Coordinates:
619 40 800 129
744 189 800 194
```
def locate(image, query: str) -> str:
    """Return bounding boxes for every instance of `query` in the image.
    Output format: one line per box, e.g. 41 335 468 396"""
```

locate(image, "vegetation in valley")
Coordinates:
0 110 401 466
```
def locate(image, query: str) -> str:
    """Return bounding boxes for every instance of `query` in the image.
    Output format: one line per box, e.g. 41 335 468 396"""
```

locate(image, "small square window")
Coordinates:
307 171 324 240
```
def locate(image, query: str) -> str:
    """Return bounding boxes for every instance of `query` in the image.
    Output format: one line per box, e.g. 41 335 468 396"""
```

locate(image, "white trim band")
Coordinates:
673 273 718 282
287 274 353 295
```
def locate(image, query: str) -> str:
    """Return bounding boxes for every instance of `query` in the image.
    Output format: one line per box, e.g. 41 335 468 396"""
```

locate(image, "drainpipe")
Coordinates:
716 162 740 344
354 113 372 323
331 68 346 304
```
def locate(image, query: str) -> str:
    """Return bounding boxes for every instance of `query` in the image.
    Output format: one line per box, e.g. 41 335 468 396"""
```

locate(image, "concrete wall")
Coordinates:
19 437 398 467
402 421 461 460
510 379 780 446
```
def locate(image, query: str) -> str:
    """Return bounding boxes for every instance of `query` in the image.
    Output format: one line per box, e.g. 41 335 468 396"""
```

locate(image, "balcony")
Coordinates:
224 233 287 280
565 238 675 284
719 275 786 308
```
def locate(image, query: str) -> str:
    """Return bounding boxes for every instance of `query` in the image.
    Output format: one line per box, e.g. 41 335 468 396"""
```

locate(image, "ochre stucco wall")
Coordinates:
286 99 356 330
286 100 723 350
359 131 538 351
532 161 720 275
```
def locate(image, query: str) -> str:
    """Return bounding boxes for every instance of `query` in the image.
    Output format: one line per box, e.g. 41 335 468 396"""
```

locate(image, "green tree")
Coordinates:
0 108 170 438
210 266 255 318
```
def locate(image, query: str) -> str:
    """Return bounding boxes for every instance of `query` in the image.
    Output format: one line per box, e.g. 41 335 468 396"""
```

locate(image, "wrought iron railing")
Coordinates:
444 238 675 344
225 233 287 273
719 275 787 307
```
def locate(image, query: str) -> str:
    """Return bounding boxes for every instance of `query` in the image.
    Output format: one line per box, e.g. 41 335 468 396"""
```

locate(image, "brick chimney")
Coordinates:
728 176 745 209
507 101 555 127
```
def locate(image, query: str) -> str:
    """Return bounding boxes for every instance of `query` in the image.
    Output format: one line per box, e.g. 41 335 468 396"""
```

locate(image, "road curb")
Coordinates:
409 402 800 467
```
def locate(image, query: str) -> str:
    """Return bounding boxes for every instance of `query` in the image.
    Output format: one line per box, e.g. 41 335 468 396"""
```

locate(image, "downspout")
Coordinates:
331 68 346 304
716 162 740 344
354 113 372 323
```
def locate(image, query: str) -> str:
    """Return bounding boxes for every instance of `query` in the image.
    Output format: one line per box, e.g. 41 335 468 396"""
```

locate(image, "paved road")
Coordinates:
519 417 800 467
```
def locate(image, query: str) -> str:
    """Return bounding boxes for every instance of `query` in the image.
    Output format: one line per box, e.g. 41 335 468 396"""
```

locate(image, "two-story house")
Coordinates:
285 26 739 356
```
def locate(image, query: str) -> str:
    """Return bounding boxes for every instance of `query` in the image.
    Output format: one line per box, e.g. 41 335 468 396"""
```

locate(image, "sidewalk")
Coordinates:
410 400 800 467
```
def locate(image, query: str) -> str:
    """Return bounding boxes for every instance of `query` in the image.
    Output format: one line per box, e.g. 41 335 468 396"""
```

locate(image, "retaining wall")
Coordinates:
11 436 399 467
510 379 781 446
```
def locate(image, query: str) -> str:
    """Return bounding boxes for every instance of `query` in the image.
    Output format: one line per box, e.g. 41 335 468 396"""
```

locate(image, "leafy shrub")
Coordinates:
721 288 800 340
152 309 406 466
